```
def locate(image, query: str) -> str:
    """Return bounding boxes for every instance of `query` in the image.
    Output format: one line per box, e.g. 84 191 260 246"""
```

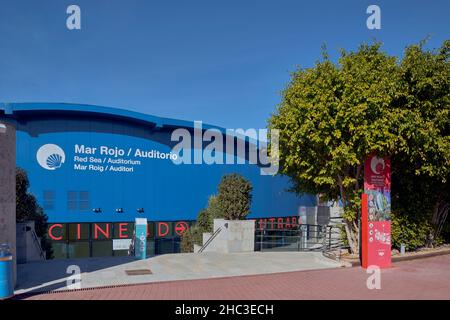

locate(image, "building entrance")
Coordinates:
47 221 193 259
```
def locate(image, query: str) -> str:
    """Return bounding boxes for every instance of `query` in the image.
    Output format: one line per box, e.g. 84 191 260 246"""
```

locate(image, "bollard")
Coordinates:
400 243 406 255
0 244 14 300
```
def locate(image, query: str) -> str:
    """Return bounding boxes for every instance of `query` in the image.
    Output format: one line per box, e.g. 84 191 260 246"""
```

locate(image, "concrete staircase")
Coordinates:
16 221 46 263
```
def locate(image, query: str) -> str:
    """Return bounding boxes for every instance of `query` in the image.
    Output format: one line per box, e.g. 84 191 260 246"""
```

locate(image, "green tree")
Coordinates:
196 208 212 232
269 40 450 253
181 174 252 252
180 196 227 252
180 226 196 253
217 173 253 220
393 40 450 246
16 168 53 259
269 43 403 253
206 195 223 221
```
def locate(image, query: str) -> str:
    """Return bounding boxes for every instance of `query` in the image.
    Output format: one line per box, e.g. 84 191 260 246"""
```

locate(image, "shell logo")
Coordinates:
370 156 385 175
36 144 66 170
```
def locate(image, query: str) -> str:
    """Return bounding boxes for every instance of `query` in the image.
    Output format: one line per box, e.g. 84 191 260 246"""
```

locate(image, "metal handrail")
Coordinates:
30 229 46 260
199 227 222 253
256 223 325 252
255 223 347 253
322 225 349 253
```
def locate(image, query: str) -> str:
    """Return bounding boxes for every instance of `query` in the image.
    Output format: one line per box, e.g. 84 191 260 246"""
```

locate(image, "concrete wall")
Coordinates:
16 221 45 263
202 219 255 253
0 120 16 283
210 219 229 253
202 233 212 247
227 219 255 252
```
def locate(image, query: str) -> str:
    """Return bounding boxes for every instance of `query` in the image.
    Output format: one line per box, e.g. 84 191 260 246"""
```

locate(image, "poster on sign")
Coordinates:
362 154 392 269
135 218 147 260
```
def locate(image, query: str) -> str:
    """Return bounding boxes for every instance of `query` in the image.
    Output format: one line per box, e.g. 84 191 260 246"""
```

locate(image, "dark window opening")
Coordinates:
43 190 55 210
67 191 90 212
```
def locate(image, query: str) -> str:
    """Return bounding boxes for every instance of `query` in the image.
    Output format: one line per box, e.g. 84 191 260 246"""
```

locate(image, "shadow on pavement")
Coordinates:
15 256 136 295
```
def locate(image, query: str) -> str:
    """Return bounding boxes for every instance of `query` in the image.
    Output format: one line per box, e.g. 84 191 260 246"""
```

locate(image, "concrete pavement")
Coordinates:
16 251 344 294
19 254 450 300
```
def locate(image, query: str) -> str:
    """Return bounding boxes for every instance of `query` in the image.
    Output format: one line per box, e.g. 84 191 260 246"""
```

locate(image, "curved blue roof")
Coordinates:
0 102 222 131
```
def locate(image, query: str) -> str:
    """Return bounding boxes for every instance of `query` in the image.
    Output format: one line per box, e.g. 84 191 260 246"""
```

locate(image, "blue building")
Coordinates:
0 103 315 258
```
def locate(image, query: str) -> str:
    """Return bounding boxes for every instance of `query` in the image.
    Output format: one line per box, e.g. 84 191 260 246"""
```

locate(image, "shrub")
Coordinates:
195 196 224 235
180 225 206 253
181 174 253 252
217 173 253 220
442 219 450 243
180 227 194 253
206 195 223 220
391 211 434 251
196 208 212 231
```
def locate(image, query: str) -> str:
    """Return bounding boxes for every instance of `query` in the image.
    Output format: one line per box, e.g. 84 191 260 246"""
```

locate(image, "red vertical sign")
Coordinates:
362 154 392 268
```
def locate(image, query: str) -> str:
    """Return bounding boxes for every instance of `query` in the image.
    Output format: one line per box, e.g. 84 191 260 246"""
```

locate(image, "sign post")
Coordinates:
361 154 392 269
299 207 307 248
134 218 147 260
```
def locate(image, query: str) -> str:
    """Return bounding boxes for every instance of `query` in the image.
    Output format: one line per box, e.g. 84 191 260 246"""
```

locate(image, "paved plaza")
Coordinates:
15 251 343 294
15 254 450 300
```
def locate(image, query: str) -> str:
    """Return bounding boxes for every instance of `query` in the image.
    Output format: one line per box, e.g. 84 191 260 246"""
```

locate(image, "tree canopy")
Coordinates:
217 173 253 221
16 168 53 259
181 174 253 252
269 40 449 253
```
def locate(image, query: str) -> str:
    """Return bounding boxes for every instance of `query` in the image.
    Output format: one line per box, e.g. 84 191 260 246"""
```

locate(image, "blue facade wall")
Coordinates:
3 103 315 225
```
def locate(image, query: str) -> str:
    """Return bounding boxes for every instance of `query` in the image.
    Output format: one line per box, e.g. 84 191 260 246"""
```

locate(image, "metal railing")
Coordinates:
322 225 346 251
30 229 46 260
322 223 350 260
255 223 347 253
199 227 222 253
255 223 325 252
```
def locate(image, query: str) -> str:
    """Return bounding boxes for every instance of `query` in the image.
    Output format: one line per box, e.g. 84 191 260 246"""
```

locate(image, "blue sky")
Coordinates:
0 0 448 129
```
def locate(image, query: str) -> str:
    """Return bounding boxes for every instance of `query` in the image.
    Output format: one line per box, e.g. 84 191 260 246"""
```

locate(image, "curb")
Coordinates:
341 248 450 267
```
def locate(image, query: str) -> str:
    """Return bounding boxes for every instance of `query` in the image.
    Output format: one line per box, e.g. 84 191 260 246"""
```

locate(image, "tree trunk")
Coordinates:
428 198 449 247
338 173 360 254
